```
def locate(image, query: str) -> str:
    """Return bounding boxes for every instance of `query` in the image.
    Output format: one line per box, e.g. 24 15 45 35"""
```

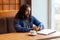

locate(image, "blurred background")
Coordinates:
0 0 60 40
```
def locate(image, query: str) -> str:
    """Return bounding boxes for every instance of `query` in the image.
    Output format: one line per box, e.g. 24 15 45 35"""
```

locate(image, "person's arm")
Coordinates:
32 16 44 30
15 19 31 32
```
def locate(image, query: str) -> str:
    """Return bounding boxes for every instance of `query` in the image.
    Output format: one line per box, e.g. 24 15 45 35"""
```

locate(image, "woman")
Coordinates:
15 4 44 32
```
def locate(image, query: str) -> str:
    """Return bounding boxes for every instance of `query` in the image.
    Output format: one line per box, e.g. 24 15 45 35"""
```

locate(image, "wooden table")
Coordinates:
0 32 60 40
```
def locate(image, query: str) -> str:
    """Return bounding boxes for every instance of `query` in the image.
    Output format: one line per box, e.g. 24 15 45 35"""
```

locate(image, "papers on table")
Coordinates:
37 29 56 35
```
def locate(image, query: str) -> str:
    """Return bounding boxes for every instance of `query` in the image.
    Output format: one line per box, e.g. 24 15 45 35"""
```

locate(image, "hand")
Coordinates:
32 26 37 31
36 27 42 31
33 26 42 31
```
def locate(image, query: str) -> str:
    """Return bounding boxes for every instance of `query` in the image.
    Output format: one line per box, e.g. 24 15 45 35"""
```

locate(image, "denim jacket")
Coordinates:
15 16 44 32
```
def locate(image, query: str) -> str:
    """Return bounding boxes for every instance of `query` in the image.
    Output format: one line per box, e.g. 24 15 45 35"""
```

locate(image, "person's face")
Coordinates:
25 7 31 17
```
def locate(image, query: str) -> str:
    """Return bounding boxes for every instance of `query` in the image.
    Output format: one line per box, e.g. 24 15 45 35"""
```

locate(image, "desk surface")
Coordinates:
0 32 60 40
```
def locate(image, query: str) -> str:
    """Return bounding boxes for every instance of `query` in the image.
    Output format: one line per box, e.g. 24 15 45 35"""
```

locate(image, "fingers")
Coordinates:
32 25 42 31
33 26 37 31
37 27 42 31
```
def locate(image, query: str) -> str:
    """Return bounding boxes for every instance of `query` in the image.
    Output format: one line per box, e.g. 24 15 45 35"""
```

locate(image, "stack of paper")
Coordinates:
37 29 56 35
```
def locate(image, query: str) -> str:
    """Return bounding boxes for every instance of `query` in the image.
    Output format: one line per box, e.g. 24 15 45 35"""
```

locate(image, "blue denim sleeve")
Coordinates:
15 19 31 32
38 23 44 29
32 16 44 29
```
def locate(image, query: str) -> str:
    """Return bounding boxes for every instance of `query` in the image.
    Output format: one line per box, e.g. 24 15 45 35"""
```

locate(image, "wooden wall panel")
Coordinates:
0 5 2 10
0 0 21 18
10 0 16 4
0 0 2 4
16 5 19 10
0 12 17 18
3 5 9 10
10 5 16 10
3 0 9 4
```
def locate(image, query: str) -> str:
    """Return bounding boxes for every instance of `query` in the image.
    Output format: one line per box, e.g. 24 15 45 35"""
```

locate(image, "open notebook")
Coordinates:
37 29 56 35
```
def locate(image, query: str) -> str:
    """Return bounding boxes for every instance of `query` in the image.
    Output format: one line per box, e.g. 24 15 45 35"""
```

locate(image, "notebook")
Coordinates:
37 29 56 35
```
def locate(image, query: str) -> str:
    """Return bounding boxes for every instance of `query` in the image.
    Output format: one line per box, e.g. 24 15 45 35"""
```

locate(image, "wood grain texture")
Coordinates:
0 32 60 40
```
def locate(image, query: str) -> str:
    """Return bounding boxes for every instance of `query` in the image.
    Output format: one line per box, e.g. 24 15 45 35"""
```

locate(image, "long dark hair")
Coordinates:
15 4 31 22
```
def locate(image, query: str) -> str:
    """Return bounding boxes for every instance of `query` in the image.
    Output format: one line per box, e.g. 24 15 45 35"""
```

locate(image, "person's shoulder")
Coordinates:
31 16 36 20
31 16 35 18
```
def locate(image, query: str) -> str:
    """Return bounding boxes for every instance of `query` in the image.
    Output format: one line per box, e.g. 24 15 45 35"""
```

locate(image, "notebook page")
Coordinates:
37 29 56 35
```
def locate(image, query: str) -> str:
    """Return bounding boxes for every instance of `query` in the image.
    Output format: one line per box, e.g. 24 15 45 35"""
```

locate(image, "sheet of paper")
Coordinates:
37 29 56 35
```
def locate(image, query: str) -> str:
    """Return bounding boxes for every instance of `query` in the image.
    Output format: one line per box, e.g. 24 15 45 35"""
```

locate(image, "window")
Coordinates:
50 0 60 31
49 0 60 40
